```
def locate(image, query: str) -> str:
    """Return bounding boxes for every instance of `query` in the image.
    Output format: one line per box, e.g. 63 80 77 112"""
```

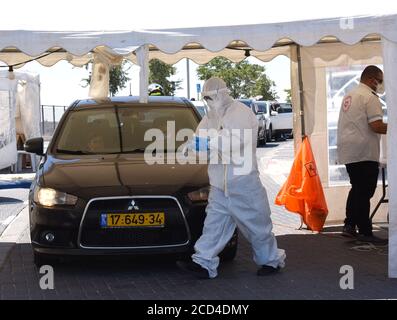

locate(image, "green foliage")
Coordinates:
149 59 182 96
109 62 130 96
197 57 278 100
81 61 131 96
284 89 292 103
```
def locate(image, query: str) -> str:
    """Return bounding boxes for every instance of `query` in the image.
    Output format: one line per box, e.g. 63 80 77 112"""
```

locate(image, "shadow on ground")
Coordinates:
0 227 395 300
0 197 24 204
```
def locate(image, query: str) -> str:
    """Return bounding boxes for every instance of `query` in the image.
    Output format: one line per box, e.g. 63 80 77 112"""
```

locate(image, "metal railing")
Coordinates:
40 105 68 140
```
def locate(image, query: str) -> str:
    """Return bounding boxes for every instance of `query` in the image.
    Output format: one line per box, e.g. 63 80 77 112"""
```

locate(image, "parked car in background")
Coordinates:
237 99 267 145
189 100 207 118
255 101 271 141
25 96 238 266
267 102 293 140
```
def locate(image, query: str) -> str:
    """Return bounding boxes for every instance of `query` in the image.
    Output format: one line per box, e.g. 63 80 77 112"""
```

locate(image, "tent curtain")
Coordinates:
291 42 383 185
382 37 397 278
15 72 41 140
88 48 124 99
88 53 110 99
0 73 17 170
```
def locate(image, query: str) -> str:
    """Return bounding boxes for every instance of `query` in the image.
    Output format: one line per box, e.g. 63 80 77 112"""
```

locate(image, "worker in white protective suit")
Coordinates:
177 77 286 279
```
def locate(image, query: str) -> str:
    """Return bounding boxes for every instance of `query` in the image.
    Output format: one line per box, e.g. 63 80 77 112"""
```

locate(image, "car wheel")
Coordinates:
219 231 238 262
267 126 273 141
261 129 267 146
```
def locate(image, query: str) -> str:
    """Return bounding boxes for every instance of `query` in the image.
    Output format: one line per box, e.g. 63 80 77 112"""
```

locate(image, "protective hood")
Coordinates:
202 77 233 117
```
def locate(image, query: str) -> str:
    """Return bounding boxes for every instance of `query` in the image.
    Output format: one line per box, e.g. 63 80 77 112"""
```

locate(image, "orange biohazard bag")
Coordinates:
275 137 328 232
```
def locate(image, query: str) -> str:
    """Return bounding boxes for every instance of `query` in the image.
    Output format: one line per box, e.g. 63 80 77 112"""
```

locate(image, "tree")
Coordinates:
81 61 131 96
109 62 131 96
284 89 292 103
149 59 182 96
254 76 279 101
196 57 278 100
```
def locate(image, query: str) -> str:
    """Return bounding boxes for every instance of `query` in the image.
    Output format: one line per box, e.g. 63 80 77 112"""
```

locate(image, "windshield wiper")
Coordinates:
121 148 146 154
120 148 176 154
56 149 94 155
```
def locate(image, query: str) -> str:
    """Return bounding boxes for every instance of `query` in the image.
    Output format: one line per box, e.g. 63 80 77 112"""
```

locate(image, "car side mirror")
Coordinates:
270 111 278 116
24 137 44 156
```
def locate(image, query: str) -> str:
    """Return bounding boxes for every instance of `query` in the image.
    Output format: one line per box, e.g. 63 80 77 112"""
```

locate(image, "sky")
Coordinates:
1 0 397 109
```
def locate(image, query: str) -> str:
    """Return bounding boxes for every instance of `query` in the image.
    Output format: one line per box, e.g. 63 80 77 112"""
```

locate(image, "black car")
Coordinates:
25 96 237 266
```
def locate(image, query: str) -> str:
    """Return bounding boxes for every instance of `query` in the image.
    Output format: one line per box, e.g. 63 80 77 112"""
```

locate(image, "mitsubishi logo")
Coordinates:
128 200 139 211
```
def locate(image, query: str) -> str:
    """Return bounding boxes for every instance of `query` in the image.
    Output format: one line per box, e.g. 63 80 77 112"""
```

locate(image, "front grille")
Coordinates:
79 197 189 248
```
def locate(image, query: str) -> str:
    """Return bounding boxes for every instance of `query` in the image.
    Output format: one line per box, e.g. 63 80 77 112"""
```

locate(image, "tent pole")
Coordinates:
137 45 149 103
296 45 306 139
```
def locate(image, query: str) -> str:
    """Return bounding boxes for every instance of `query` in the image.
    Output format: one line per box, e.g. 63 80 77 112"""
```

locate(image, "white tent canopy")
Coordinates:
1 14 396 277
0 15 396 58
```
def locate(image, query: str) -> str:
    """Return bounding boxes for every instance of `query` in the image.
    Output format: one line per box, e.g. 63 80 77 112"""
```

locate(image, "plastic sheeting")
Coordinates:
15 72 41 140
0 71 40 170
382 38 397 278
0 74 17 170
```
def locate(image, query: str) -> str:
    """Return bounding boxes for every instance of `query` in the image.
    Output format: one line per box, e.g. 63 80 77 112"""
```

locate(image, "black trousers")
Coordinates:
345 161 379 236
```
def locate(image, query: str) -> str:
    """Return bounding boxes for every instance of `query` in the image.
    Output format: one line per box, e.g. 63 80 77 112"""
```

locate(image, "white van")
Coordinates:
256 101 293 141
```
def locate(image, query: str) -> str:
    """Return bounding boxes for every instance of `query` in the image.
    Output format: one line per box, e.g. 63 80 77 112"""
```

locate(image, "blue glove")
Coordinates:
193 135 209 152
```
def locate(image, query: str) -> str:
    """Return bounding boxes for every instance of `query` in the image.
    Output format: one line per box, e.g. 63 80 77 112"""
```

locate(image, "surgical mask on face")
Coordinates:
376 81 385 95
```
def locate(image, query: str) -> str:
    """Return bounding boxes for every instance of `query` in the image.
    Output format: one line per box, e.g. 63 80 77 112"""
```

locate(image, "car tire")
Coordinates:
219 231 238 262
267 126 273 141
261 129 267 146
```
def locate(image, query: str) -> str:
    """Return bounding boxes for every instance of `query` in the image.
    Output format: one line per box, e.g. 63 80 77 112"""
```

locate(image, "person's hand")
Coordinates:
186 135 209 152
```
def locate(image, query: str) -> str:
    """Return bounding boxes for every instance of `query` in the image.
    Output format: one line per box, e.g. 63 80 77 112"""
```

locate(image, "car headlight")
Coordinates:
33 187 78 207
187 187 210 202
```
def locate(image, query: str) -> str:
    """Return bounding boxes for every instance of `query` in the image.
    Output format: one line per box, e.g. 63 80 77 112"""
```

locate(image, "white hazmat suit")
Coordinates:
191 77 286 278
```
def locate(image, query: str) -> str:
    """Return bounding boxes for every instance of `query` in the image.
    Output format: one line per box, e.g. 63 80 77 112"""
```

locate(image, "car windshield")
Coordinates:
54 106 198 154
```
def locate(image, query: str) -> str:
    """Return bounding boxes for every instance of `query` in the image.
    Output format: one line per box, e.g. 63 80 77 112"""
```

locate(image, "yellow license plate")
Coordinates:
100 212 165 228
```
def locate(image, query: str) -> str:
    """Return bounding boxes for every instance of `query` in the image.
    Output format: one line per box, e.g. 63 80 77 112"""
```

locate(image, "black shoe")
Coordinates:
257 265 280 276
356 234 388 245
176 260 211 279
342 225 357 238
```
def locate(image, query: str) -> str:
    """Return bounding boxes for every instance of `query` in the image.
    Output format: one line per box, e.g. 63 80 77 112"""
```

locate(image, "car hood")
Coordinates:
40 154 209 199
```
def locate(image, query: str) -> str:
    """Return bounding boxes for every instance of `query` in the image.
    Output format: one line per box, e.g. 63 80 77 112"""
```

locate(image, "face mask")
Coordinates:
376 81 385 95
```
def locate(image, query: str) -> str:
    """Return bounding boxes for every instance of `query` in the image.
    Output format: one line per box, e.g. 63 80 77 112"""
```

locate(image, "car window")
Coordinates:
118 107 197 152
256 102 267 114
270 103 292 113
54 106 198 154
277 103 293 113
56 108 120 154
